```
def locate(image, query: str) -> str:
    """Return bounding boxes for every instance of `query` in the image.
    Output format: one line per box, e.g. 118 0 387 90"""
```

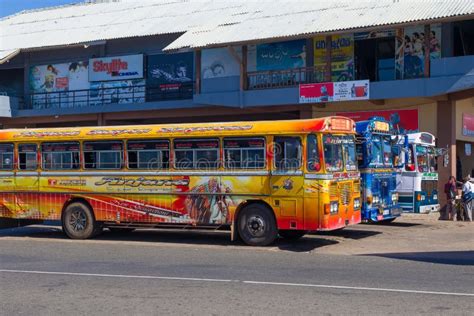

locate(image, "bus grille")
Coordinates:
329 182 338 198
338 182 352 205
353 180 361 193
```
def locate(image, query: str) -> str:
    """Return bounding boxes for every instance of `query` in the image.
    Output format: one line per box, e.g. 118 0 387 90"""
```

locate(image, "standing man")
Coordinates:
461 175 473 222
444 176 457 220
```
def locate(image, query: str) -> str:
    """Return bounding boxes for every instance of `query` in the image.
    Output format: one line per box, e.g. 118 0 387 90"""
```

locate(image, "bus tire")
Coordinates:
237 204 277 246
279 230 307 240
62 202 98 239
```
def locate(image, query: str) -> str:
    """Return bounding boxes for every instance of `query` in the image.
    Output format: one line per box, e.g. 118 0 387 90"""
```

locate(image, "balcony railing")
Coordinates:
247 66 329 90
22 83 194 110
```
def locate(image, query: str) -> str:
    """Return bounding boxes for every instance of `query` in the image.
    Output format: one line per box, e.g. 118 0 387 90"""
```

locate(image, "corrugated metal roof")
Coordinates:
0 0 472 58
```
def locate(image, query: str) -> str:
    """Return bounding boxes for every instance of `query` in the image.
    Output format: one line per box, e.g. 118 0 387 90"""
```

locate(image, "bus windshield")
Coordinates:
323 135 356 172
371 135 393 167
415 145 436 172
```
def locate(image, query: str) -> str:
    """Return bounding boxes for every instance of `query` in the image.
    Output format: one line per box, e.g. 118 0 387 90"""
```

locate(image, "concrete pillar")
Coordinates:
436 100 456 208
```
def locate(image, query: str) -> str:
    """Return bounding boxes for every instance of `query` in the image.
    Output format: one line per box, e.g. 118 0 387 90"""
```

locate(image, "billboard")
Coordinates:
29 61 89 108
202 47 240 79
147 53 193 100
299 80 369 103
248 39 306 72
314 34 354 81
336 109 419 133
395 24 442 79
89 54 143 81
463 113 474 137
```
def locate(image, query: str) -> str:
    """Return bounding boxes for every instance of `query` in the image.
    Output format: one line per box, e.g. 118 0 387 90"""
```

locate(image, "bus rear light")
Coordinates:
406 164 415 171
324 204 331 215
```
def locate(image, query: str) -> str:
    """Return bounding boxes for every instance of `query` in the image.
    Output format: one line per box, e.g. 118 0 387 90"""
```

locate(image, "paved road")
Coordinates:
0 226 473 315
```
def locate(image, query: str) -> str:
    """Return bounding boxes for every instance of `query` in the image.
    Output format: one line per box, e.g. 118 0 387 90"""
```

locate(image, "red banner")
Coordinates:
336 109 419 133
463 113 474 137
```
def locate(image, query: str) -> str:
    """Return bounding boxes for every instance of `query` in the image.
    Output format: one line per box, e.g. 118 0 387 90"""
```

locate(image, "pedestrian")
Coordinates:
444 176 457 220
461 175 473 222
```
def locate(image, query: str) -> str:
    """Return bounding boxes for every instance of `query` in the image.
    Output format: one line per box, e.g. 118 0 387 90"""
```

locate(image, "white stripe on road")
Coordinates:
243 281 474 297
1 269 473 297
0 269 233 283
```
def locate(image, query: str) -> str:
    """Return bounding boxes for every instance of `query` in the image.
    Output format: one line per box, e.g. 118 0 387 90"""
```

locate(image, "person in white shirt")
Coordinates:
461 175 473 221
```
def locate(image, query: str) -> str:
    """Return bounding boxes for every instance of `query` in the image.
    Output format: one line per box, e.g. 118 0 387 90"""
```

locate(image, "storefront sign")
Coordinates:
336 109 419 133
314 34 354 81
89 54 143 81
354 30 396 40
146 53 193 100
202 47 240 79
299 80 369 103
463 113 474 137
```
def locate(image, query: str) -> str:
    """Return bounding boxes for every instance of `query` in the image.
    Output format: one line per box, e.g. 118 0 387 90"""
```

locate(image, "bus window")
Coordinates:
84 141 123 170
41 142 80 170
0 143 14 170
344 140 357 171
174 139 219 170
19 144 38 170
224 137 265 169
306 135 321 171
274 137 302 170
323 135 344 172
127 140 169 170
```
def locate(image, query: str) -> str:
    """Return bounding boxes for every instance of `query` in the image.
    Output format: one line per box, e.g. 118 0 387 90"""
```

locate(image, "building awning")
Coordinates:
0 49 20 64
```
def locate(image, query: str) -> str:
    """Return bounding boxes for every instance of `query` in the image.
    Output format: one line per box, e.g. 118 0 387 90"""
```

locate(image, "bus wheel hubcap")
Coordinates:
70 210 87 232
247 216 265 237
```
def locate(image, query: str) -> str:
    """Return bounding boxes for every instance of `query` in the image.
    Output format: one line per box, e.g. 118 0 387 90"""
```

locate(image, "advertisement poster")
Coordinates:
29 61 89 108
248 39 306 72
354 30 396 40
202 47 241 79
463 113 474 137
89 54 143 82
336 109 419 133
89 79 145 106
396 24 441 79
314 34 354 81
299 80 369 103
147 53 193 100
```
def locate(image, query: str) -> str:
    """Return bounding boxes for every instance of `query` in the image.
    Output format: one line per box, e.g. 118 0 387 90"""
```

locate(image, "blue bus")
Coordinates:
355 117 402 222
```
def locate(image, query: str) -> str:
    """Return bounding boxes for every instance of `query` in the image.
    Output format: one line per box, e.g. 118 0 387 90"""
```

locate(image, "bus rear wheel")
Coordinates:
279 230 307 240
62 202 98 239
237 204 277 246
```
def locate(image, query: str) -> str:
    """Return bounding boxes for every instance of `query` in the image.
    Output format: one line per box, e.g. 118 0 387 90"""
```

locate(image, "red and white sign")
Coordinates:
336 109 419 133
299 80 369 103
463 113 474 137
89 54 143 81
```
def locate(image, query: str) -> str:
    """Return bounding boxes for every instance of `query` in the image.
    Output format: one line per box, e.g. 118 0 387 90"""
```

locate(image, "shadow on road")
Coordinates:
315 228 381 240
368 221 423 227
364 251 474 266
0 225 339 252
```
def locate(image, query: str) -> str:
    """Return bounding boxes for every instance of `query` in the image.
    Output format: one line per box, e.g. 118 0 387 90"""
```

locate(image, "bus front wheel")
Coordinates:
62 202 99 239
237 204 277 246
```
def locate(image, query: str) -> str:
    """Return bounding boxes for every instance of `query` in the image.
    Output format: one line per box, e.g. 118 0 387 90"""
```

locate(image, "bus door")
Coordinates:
0 143 16 221
15 144 40 218
270 136 304 229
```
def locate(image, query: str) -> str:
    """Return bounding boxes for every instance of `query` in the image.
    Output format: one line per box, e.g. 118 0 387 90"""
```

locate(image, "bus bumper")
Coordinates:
419 204 440 214
363 206 402 223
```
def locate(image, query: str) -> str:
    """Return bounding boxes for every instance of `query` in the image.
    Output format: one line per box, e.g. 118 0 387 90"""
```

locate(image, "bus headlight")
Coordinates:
373 195 380 205
354 198 361 210
330 202 339 214
421 195 426 201
391 193 398 202
433 194 438 200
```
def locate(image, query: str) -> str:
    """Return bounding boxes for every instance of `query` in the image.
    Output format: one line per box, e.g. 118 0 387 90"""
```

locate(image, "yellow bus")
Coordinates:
0 116 361 246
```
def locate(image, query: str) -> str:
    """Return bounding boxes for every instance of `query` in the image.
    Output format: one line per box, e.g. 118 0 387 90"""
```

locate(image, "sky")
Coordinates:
0 0 81 18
